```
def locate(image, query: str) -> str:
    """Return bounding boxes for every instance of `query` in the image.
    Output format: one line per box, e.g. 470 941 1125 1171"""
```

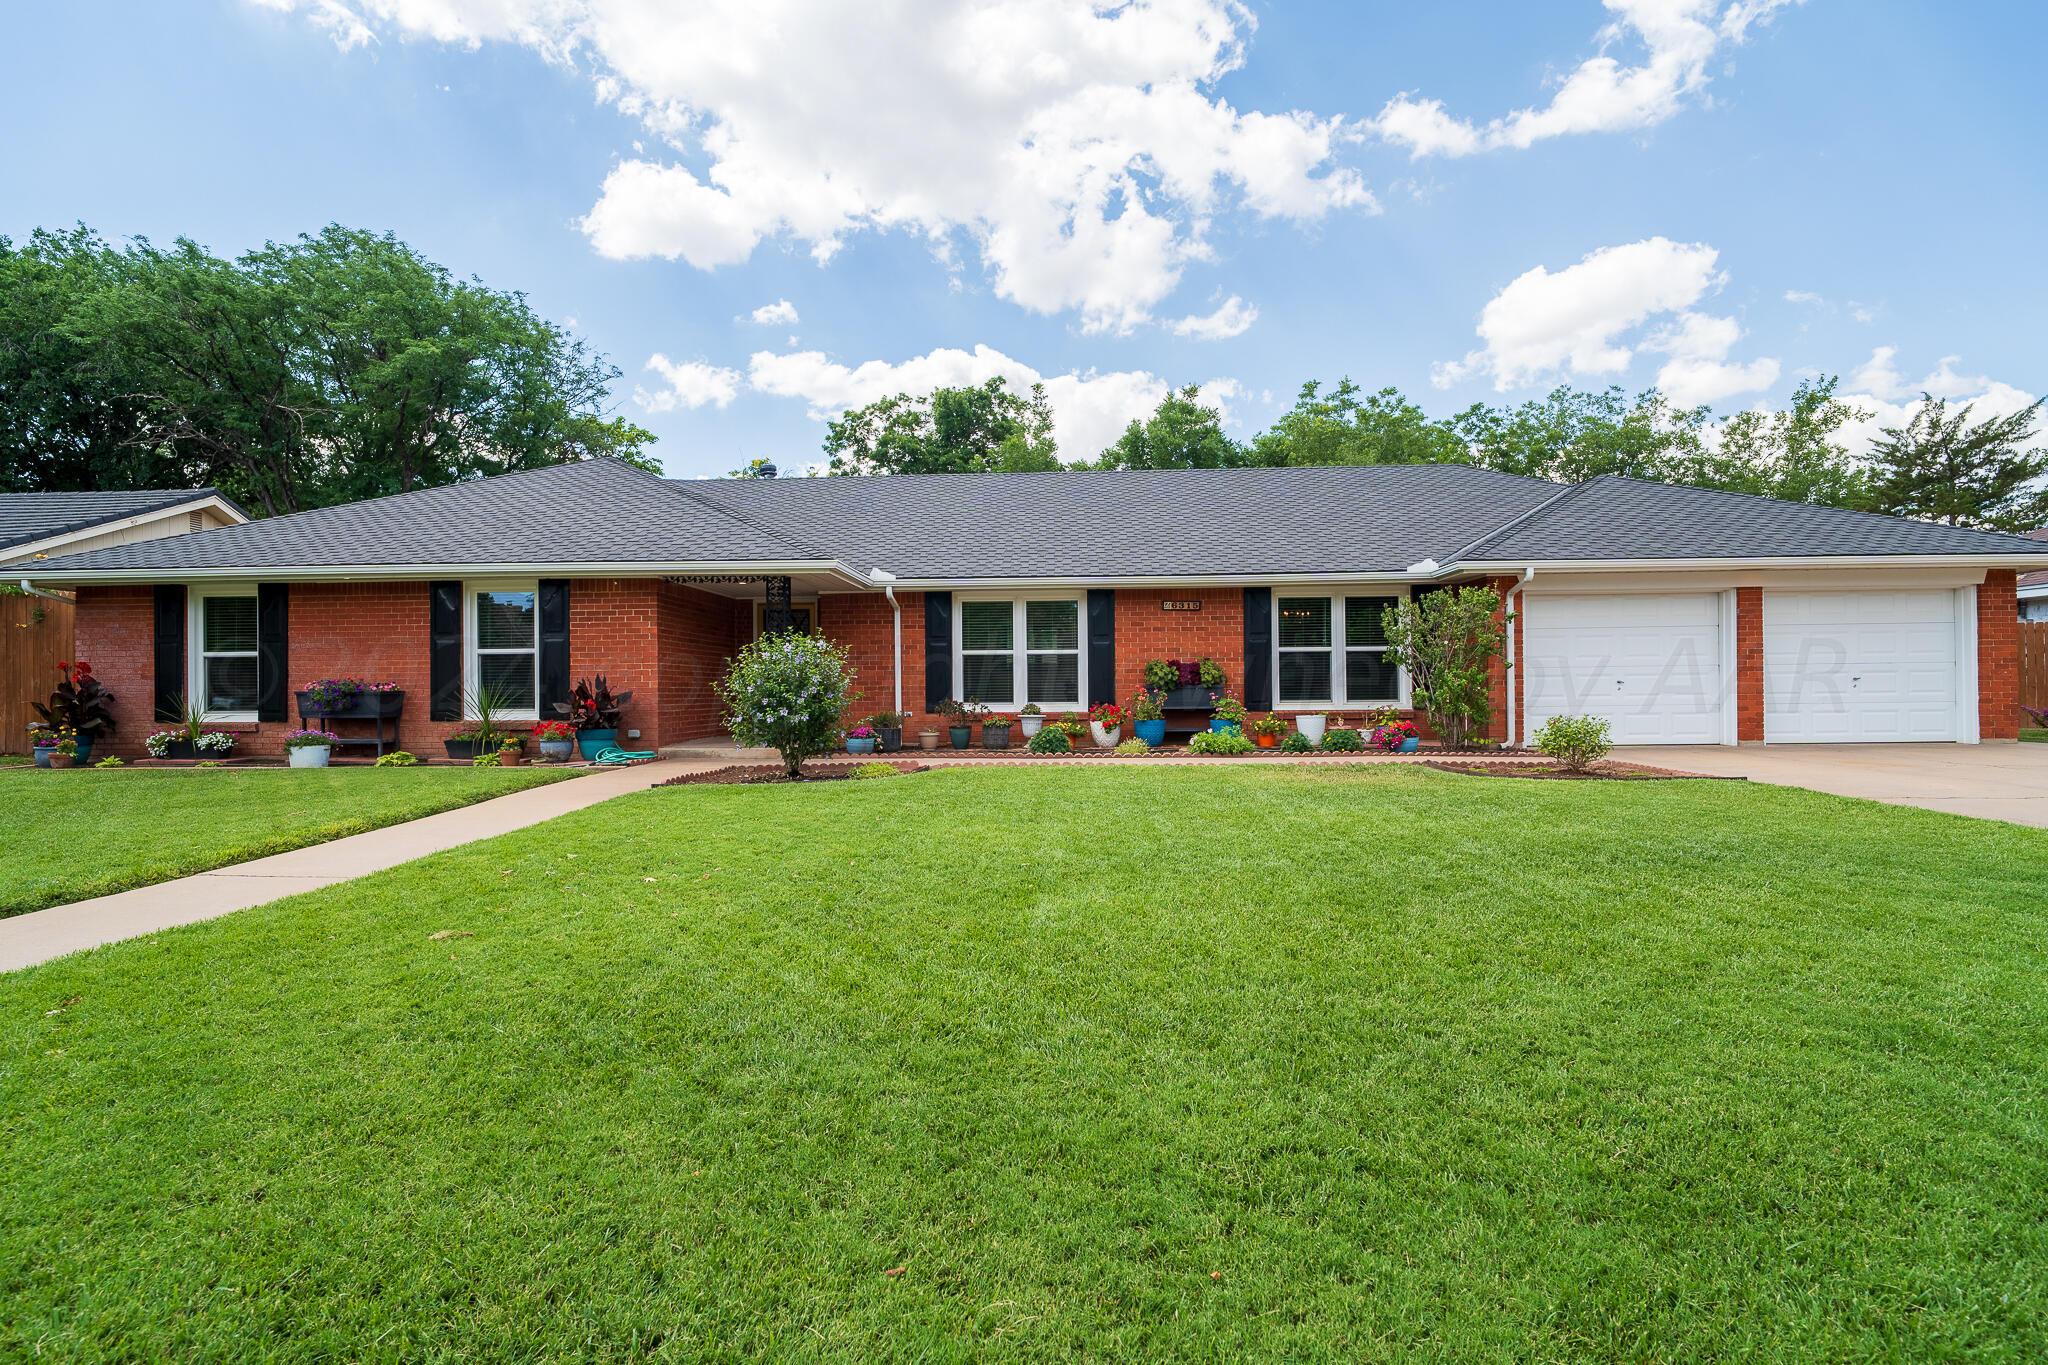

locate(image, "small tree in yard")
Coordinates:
1533 715 1613 773
1381 587 1510 748
715 632 856 778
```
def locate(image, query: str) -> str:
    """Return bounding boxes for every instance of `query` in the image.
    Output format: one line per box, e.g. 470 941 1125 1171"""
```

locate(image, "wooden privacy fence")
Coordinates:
2022 620 2048 725
1 592 75 754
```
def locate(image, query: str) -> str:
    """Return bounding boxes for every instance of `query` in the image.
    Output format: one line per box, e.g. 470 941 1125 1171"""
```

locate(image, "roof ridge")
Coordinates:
1440 477 1601 567
663 477 834 561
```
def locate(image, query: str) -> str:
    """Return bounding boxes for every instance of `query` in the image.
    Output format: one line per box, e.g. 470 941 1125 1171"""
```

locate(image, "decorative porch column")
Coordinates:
763 575 796 635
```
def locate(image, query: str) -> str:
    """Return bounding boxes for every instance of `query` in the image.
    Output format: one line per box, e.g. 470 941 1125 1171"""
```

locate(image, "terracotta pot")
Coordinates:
498 747 521 767
48 753 75 770
1255 732 1278 748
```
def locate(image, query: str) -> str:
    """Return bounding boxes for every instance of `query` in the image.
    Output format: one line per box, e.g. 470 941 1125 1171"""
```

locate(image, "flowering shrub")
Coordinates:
1370 718 1419 752
1088 702 1125 728
1534 715 1613 772
531 720 575 742
1278 732 1315 754
846 724 877 740
1213 695 1247 725
1126 690 1165 722
300 678 400 711
1052 717 1089 741
1187 729 1255 755
982 713 1014 729
1320 727 1366 753
282 728 342 750
1026 726 1071 754
715 631 856 778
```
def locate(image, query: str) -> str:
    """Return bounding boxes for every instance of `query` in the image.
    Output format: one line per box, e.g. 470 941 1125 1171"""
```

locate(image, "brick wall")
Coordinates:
658 580 748 742
1979 569 2020 740
569 579 661 746
1113 588 1246 703
1735 586 1765 743
70 586 155 757
819 590 924 729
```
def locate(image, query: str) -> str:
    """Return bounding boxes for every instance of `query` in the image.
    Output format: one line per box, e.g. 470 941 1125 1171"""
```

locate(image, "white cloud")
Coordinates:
1848 345 1907 401
746 344 1193 460
636 355 743 412
1435 237 1735 391
1168 295 1258 341
1783 289 1823 306
745 299 799 327
1835 347 2040 457
1648 311 1780 406
1376 0 1802 159
261 0 1374 333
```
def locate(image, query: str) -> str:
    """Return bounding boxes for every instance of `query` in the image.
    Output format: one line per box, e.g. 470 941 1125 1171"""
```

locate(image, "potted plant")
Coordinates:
144 704 238 761
1128 690 1167 747
1088 701 1124 749
1212 695 1247 734
445 683 517 761
917 725 942 751
846 724 880 755
1018 702 1044 738
1296 711 1331 746
497 737 523 767
29 725 61 768
1371 718 1421 753
555 675 635 759
1144 658 1226 711
938 698 975 750
531 719 576 762
47 735 77 769
982 713 1014 750
284 727 341 768
296 678 404 719
33 661 116 765
1250 713 1286 748
864 711 908 753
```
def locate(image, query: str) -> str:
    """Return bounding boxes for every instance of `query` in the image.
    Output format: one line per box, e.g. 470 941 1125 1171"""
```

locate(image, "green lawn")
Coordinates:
3 766 2045 1360
0 766 575 915
2022 728 2046 743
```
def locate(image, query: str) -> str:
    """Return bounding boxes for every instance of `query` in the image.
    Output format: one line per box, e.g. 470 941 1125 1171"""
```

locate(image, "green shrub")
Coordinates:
1026 727 1072 755
1533 714 1613 772
1319 727 1366 753
1187 729 1254 756
375 751 420 767
471 752 502 768
1113 739 1151 756
1277 732 1315 754
850 761 899 780
715 632 857 779
94 755 124 769
1382 586 1508 748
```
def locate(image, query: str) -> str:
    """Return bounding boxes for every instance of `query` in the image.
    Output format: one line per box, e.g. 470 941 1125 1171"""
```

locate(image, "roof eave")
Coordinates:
20 558 868 589
1 494 248 562
1449 553 2048 573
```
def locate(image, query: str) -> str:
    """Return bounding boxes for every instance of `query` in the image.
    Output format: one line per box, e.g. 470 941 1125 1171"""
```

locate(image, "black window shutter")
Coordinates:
538 579 571 720
923 591 952 711
1086 589 1116 708
152 584 187 722
256 583 290 722
1242 587 1272 710
430 580 463 721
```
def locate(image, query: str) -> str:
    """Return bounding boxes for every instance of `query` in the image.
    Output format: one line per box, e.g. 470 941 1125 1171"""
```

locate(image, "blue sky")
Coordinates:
4 1 2043 477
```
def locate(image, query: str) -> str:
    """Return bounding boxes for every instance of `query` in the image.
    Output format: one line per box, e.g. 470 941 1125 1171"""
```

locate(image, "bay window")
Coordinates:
466 581 539 718
191 587 259 719
956 596 1084 709
1273 591 1403 707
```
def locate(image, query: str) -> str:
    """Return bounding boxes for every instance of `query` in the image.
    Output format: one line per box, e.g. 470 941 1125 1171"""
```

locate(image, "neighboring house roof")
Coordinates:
19 458 2048 584
2022 530 2048 595
684 464 1562 578
17 459 825 576
0 488 246 556
1453 475 2048 564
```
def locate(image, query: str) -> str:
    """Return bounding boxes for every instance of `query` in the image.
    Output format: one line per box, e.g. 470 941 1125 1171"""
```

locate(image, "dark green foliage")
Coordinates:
0 224 654 511
1026 726 1072 754
1318 727 1365 752
1278 731 1315 753
1251 379 1468 468
1382 587 1509 748
1094 384 1245 469
1533 714 1614 772
1186 728 1254 754
1864 394 2048 532
31 663 117 739
825 377 1059 475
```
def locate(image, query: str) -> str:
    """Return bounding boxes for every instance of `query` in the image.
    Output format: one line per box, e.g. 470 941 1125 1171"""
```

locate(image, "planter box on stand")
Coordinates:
296 690 405 760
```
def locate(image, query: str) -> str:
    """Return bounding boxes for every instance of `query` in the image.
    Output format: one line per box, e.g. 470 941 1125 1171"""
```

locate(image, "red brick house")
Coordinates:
18 458 2048 757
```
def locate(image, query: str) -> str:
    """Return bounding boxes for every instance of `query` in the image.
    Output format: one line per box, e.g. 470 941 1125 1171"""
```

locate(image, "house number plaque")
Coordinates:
1161 599 1203 612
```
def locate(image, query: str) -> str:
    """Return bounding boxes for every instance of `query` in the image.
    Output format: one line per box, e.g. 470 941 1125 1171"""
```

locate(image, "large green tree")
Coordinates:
1864 395 2048 532
1249 379 1467 468
823 377 1059 476
1700 378 1870 507
1451 386 1713 485
1 224 653 514
1094 384 1244 469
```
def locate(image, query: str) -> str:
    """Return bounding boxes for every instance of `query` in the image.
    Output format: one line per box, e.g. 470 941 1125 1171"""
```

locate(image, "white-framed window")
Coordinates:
190 585 260 721
954 595 1085 709
465 579 539 720
1273 590 1405 707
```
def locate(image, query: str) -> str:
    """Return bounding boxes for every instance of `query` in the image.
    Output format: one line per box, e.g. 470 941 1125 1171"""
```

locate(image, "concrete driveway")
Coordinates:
1628 743 2048 828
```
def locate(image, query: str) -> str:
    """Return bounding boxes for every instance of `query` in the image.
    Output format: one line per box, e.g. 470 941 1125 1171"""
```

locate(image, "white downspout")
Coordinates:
1504 567 1534 747
16 578 73 603
875 570 903 716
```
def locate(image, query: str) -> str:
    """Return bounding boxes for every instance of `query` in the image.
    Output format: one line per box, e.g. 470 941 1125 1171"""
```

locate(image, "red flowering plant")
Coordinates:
1370 718 1420 752
530 720 575 742
34 661 116 743
982 712 1015 729
1088 702 1125 727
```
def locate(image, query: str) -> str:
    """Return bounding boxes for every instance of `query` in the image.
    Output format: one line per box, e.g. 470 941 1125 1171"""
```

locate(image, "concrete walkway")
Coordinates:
0 760 694 974
1628 742 2048 828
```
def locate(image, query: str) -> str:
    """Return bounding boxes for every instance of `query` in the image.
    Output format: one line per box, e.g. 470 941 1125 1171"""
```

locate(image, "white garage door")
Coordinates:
1524 594 1726 745
1764 591 1959 743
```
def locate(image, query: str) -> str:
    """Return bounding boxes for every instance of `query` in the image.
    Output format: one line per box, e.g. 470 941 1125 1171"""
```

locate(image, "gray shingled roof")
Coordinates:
0 488 235 553
20 458 2048 582
25 459 817 573
1454 475 2048 563
685 464 1562 577
2024 529 2048 590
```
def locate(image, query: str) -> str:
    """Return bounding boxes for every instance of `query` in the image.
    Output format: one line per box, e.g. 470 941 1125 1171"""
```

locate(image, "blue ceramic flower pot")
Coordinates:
73 734 94 765
577 728 617 760
847 737 878 754
1134 718 1166 747
1400 735 1420 753
1209 716 1241 734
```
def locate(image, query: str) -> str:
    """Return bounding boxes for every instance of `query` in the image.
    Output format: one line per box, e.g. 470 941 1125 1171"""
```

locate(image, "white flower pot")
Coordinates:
1295 715 1327 746
1090 722 1121 749
1020 715 1044 737
289 745 332 768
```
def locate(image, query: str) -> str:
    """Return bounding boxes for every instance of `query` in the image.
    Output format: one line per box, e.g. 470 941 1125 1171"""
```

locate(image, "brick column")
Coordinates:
1978 571 2019 740
1734 587 1765 743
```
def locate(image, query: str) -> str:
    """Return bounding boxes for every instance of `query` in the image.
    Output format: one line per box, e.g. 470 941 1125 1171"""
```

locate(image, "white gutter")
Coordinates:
874 569 903 715
1503 567 1534 747
1452 553 2048 573
20 558 867 588
0 495 248 564
16 578 73 603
